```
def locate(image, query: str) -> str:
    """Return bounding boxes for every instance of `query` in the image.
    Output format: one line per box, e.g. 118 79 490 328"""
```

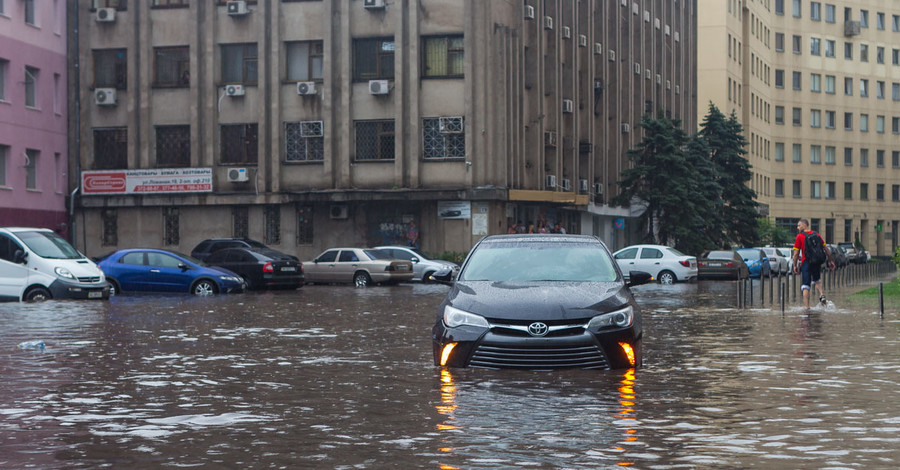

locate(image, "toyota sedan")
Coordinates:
430 234 651 370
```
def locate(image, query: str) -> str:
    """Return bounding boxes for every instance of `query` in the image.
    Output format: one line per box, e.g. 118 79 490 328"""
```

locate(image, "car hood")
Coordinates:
445 280 631 322
204 265 241 278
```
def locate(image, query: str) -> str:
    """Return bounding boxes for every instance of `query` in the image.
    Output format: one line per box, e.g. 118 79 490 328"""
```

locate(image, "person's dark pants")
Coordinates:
800 261 822 290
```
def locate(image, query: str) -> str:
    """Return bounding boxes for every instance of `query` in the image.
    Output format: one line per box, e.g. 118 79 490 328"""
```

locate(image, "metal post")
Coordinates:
879 282 884 319
781 282 786 314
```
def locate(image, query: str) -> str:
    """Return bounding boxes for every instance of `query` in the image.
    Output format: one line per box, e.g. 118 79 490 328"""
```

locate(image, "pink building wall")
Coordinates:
0 0 69 236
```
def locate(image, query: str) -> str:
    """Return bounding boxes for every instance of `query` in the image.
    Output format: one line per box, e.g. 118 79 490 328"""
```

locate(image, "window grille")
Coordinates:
102 209 118 246
94 128 127 169
265 205 281 245
156 125 190 167
163 207 179 246
220 124 258 164
285 122 324 161
233 206 249 239
423 118 465 159
355 120 395 161
296 205 313 245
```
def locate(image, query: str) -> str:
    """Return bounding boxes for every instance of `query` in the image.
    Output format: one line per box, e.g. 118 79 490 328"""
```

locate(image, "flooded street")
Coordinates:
2 277 900 469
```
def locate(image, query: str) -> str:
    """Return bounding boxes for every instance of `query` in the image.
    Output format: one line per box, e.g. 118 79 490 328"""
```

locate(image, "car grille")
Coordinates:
469 343 609 370
77 276 102 283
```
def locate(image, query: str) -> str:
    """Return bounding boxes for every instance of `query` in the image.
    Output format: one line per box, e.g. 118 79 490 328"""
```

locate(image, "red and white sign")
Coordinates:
82 168 213 195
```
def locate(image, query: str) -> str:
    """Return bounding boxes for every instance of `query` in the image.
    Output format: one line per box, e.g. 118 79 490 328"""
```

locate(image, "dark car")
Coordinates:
837 242 866 264
697 250 750 280
430 234 651 370
828 244 848 268
97 249 245 296
190 238 275 262
207 247 304 290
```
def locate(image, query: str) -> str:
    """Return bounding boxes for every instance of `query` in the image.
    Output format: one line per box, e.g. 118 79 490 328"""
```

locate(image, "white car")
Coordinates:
374 246 460 282
612 244 698 284
757 247 790 274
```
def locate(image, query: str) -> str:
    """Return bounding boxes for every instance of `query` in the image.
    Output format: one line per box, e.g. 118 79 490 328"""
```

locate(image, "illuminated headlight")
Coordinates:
443 305 489 329
55 267 76 280
586 306 634 329
219 276 242 283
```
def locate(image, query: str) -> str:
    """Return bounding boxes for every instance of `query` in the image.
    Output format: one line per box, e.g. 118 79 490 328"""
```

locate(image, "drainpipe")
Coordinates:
71 0 82 250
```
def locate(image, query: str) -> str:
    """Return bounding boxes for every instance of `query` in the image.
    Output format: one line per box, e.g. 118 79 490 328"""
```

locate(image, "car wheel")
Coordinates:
422 271 435 283
24 287 52 302
107 278 121 296
657 270 676 285
191 279 218 296
353 272 371 287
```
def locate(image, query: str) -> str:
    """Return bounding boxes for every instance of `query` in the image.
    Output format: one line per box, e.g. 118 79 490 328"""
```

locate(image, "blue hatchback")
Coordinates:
97 249 245 296
736 248 772 279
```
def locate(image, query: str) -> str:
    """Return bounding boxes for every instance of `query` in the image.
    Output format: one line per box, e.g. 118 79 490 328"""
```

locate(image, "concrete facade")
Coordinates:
0 0 69 234
70 0 696 259
698 0 900 256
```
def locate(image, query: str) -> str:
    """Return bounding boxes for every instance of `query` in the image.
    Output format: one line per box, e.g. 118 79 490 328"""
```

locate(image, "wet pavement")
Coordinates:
1 276 899 468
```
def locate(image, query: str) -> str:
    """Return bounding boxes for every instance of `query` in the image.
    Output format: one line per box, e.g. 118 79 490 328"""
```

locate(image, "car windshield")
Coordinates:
244 239 268 249
16 231 83 260
736 249 759 258
460 240 618 282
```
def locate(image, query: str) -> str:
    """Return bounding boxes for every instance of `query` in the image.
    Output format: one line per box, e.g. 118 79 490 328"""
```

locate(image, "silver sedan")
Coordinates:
303 248 414 286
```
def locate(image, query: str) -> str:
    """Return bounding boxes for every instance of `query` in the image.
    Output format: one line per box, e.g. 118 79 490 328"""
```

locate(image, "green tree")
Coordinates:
679 135 723 254
757 217 792 246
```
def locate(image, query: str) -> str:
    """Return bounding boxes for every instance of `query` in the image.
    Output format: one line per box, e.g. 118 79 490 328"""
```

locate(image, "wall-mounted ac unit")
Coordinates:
364 0 386 9
562 26 571 39
524 5 535 20
608 50 616 61
368 79 390 95
562 99 574 113
300 120 324 137
94 88 117 106
225 84 245 96
621 123 630 133
297 81 317 95
656 74 662 84
645 69 651 80
227 167 249 182
544 131 557 147
330 205 349 219
226 0 249 16
654 18 661 29
578 35 587 47
633 62 641 74
546 175 557 188
844 20 861 36
675 85 680 94
666 80 671 90
439 116 464 133
579 179 589 192
561 179 572 191
544 16 553 30
594 43 602 55
95 8 116 22
593 183 603 195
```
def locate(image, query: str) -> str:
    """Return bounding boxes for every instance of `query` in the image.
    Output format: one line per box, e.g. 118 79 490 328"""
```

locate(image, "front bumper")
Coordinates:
48 279 110 300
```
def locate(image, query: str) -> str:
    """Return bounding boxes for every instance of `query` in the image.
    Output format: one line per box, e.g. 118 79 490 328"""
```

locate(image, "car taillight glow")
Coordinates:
679 260 690 267
263 262 274 273
725 262 734 267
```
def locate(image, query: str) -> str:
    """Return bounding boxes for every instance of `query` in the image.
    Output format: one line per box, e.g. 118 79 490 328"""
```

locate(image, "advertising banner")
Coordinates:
82 168 213 195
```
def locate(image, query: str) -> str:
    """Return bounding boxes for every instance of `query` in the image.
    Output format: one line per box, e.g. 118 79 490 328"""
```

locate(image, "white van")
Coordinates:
0 227 110 302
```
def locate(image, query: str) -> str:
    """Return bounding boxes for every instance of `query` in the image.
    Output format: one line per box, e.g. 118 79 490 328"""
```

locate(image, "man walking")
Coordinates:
791 219 836 308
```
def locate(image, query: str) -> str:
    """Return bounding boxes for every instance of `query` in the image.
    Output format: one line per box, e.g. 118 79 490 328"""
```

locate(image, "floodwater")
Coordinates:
2 276 900 469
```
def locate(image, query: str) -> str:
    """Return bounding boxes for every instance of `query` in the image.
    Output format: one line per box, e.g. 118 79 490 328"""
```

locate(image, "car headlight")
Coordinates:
443 305 489 329
586 305 634 329
219 276 242 283
55 267 76 280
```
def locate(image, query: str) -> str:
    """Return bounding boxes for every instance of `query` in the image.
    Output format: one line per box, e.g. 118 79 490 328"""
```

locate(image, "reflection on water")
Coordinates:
1 278 899 468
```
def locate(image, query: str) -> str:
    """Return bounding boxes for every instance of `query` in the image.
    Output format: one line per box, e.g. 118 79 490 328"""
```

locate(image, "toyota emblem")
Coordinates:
528 322 549 337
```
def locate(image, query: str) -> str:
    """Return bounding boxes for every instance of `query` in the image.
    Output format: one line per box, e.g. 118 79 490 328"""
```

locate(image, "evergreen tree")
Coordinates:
679 135 723 254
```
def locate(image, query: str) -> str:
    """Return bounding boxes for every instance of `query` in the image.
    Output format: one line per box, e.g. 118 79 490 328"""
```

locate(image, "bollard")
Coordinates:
749 276 754 306
769 273 774 305
781 282 786 314
879 282 884 319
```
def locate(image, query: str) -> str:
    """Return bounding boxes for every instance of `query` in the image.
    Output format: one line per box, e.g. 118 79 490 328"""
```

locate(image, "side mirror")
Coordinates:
410 256 420 263
178 263 189 271
626 271 652 288
429 266 454 285
13 249 27 264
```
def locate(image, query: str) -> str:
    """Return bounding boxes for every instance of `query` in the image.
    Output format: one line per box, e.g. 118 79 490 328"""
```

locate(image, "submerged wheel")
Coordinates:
353 272 371 287
24 287 52 302
657 270 676 285
191 279 218 296
107 279 121 296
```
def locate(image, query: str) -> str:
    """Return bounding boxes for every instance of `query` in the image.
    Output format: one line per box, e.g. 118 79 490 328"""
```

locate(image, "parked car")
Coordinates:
303 248 415 286
430 234 651 370
190 238 279 262
97 249 245 296
828 244 848 268
0 227 110 302
756 247 789 274
206 247 304 290
736 248 771 278
612 244 697 284
697 250 750 280
777 247 795 273
837 242 867 264
374 246 460 282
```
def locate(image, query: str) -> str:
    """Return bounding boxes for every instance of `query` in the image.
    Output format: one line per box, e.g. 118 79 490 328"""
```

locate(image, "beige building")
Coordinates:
69 0 696 259
699 0 900 256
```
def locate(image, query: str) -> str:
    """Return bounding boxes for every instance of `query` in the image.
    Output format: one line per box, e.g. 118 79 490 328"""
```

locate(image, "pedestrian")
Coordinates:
791 218 836 308
406 220 419 250
507 222 518 234
515 221 526 234
538 220 549 234
554 222 567 234
527 223 535 234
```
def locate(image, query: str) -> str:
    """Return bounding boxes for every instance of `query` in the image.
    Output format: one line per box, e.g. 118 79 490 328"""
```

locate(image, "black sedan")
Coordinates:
206 247 304 290
697 250 750 280
430 234 651 370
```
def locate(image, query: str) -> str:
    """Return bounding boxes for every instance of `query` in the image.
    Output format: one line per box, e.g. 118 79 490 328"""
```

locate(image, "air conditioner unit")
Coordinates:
562 99 574 113
544 131 557 147
579 35 588 47
561 178 572 191
654 18 661 29
675 85 680 94
300 120 324 137
594 43 602 55
94 88 117 106
666 80 671 90
593 183 603 195
621 123 630 133
225 84 245 96
634 62 641 74
844 20 861 36
95 8 116 22
579 179 589 192
226 0 250 16
227 167 249 182
562 26 571 39
546 175 557 188
645 70 651 80
364 0 386 9
608 50 616 61
524 5 535 20
330 205 349 219
544 16 553 30
297 81 317 95
439 116 464 134
368 79 390 95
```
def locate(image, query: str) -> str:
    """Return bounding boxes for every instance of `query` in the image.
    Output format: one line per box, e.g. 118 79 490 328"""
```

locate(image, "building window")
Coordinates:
775 106 784 125
220 124 258 164
355 120 395 161
24 0 36 24
156 125 190 167
792 179 802 198
876 115 885 133
810 181 821 199
810 2 821 20
877 12 885 30
860 148 869 166
93 128 127 169
810 37 820 56
24 66 38 108
893 185 899 202
825 4 836 22
810 73 821 92
860 9 869 27
810 145 821 163
844 77 853 95
423 118 466 159
792 35 801 53
844 147 852 166
876 184 884 201
775 142 785 161
860 44 869 62
423 35 464 78
877 81 886 99
284 121 325 162
844 112 853 130
93 0 128 8
264 205 280 245
894 14 900 32
877 149 885 167
825 146 836 165
792 0 800 17
24 149 38 189
775 0 783 15
877 46 885 64
810 109 821 128
151 0 190 7
221 43 258 84
0 145 7 186
792 143 802 162
775 33 784 52
233 206 249 238
285 41 323 82
353 37 395 80
825 39 835 57
895 49 900 66
296 205 313 245
775 69 784 88
792 71 802 90
844 182 853 200
860 183 868 200
860 114 869 132
825 110 835 129
101 209 118 246
844 42 853 60
860 79 869 97
93 49 127 90
0 59 8 101
792 107 802 126
775 179 784 197
163 207 179 246
894 151 900 168
154 46 189 87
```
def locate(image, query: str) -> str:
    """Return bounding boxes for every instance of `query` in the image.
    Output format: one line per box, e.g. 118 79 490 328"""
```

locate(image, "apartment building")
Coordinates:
70 0 696 258
699 0 900 256
0 1 69 234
